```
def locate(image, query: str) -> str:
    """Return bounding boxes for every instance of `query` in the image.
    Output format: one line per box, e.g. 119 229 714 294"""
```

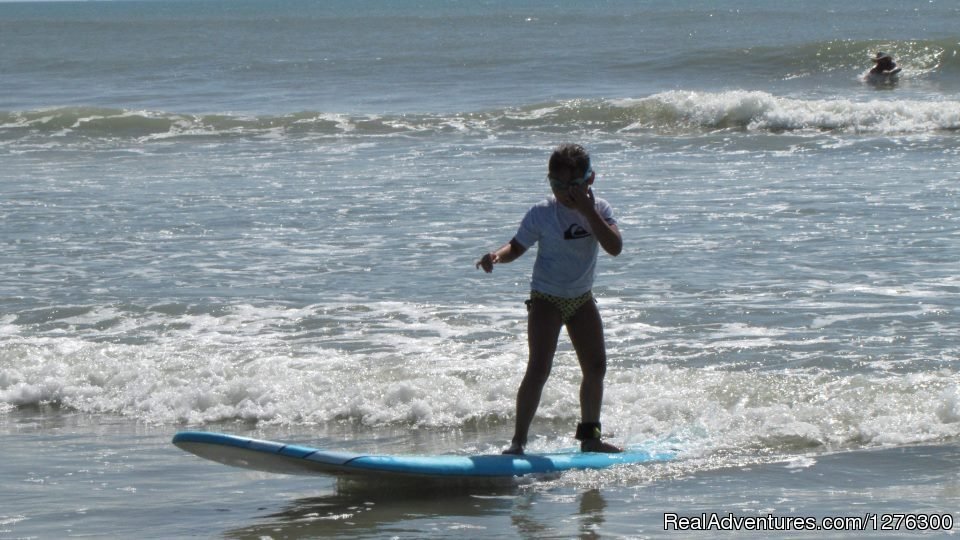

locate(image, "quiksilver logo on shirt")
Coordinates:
564 224 590 240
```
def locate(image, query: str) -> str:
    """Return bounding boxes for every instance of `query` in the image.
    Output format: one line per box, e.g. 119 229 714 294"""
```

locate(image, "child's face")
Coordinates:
548 168 591 207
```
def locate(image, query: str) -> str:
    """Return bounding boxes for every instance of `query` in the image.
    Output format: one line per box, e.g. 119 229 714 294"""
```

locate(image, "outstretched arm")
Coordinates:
476 238 527 273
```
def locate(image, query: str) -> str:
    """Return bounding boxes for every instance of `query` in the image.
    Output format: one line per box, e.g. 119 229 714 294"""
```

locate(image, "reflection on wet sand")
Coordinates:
224 480 609 539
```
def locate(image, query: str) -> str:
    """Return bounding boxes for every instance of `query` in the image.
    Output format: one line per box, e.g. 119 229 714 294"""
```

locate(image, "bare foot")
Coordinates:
501 442 525 455
581 439 622 453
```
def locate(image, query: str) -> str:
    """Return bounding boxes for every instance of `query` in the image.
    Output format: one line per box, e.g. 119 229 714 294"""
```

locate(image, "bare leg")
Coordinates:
566 300 621 453
503 297 563 455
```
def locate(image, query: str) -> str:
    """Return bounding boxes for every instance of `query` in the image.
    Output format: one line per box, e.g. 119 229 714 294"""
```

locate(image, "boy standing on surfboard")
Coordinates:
476 143 623 455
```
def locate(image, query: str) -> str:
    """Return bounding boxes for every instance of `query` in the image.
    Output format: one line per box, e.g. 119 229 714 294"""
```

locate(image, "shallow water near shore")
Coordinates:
3 410 958 538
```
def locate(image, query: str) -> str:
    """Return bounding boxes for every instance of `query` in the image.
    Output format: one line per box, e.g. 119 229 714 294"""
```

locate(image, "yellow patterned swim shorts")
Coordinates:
526 290 594 323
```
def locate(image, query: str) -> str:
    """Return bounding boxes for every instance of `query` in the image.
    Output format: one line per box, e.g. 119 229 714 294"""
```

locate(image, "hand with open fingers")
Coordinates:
567 184 595 215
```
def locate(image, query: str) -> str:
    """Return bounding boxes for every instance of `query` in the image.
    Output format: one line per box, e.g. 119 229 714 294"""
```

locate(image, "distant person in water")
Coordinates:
869 52 898 76
476 143 623 455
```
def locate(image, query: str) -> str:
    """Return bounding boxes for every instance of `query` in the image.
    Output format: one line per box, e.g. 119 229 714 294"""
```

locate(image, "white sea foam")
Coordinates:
1 303 957 459
784 455 817 469
618 91 960 134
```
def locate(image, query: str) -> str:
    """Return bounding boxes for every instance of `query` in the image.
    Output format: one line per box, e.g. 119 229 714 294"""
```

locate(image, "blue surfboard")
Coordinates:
172 431 674 480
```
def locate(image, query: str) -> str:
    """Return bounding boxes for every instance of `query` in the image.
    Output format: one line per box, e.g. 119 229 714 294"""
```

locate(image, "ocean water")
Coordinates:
2 0 960 538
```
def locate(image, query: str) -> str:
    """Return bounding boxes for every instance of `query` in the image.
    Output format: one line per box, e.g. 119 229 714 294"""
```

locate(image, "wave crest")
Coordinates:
615 91 960 133
2 91 958 147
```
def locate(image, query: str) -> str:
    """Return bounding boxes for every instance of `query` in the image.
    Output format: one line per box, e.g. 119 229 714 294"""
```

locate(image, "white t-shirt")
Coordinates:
513 196 617 298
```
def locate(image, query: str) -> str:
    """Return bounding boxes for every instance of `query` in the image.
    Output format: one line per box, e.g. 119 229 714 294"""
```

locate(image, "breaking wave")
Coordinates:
2 90 958 148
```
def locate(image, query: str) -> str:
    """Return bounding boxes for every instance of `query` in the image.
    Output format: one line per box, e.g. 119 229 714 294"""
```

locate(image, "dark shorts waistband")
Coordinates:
526 290 594 323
